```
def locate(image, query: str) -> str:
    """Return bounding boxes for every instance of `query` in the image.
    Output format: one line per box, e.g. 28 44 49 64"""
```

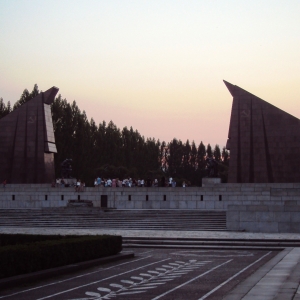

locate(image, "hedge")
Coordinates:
0 235 122 279
0 234 77 246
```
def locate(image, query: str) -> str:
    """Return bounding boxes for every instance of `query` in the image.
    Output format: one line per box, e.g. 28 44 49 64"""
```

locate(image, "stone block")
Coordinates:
284 200 297 205
134 201 143 209
290 212 300 222
225 187 242 192
287 189 300 195
241 187 255 192
205 201 215 209
142 201 152 209
227 205 247 211
270 196 283 201
284 206 300 212
151 201 161 209
256 211 274 222
240 211 256 222
225 195 239 201
248 205 268 212
204 195 216 201
202 178 221 186
271 205 284 211
214 201 224 209
196 201 205 209
258 222 278 233
226 221 240 231
261 191 271 195
274 212 290 222
256 195 271 201
161 201 170 209
169 200 179 209
116 200 126 209
242 201 253 205
227 211 240 222
278 222 291 233
240 221 259 232
187 201 197 209
290 222 300 233
271 189 288 196
178 201 188 209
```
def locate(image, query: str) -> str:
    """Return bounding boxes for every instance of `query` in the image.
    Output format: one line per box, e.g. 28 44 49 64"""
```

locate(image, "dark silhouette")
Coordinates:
61 159 73 178
225 80 300 183
0 87 58 183
206 158 218 177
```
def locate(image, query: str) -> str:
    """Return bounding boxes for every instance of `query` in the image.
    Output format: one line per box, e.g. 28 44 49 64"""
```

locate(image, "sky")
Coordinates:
1 0 300 148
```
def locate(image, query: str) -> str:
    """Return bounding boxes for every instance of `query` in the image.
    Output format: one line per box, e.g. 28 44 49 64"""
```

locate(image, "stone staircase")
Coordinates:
0 209 226 231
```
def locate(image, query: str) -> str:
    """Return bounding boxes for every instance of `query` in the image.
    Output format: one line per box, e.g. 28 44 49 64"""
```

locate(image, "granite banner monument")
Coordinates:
0 87 58 183
224 80 300 183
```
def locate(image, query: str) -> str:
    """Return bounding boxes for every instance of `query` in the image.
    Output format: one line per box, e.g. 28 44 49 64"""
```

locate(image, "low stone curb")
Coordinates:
123 243 285 251
0 251 134 290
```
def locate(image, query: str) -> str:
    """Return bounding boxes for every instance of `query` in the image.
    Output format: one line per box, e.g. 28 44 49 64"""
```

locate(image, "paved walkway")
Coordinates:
1 227 300 299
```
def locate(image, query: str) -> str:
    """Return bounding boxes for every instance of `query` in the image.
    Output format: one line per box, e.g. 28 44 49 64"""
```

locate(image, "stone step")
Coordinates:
0 209 227 231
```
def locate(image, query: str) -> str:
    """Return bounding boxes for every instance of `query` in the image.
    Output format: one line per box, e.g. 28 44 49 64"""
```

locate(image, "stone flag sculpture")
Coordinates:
0 87 58 183
224 80 300 183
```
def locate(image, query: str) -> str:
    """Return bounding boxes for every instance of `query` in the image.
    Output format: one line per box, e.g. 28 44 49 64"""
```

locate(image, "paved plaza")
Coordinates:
0 248 280 300
0 227 300 299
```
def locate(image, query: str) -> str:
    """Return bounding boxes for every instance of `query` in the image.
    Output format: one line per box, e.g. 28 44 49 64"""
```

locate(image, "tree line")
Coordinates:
0 84 229 186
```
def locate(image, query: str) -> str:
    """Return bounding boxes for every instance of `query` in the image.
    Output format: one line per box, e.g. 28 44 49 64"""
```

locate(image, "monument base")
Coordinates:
67 200 93 207
202 178 221 186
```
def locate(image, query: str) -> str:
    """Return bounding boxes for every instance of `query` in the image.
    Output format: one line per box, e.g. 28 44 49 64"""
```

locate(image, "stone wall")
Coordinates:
1 183 300 232
227 204 300 233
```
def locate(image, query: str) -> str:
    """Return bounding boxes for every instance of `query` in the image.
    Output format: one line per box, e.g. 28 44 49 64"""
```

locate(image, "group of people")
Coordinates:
53 176 187 189
93 177 187 188
93 177 158 188
54 178 85 192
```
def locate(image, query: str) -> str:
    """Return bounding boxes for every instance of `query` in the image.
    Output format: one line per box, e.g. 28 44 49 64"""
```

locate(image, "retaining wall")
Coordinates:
1 182 300 233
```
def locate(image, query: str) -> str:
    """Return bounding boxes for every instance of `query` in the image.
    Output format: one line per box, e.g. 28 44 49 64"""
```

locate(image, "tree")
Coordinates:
206 144 213 158
13 84 39 110
197 142 206 170
0 98 11 119
213 144 221 162
221 146 229 164
3 84 230 186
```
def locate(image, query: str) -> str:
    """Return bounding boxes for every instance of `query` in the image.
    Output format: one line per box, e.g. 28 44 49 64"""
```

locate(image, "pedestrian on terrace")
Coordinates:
2 179 7 188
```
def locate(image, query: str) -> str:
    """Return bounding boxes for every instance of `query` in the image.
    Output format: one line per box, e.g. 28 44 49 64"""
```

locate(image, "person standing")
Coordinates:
76 179 81 192
97 177 101 187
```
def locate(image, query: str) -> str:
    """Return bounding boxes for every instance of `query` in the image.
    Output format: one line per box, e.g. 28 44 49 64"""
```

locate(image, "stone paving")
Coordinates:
1 227 300 299
1 227 300 240
0 248 279 300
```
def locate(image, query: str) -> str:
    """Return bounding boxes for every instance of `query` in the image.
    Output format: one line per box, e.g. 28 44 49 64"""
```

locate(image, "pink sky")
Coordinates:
1 1 300 147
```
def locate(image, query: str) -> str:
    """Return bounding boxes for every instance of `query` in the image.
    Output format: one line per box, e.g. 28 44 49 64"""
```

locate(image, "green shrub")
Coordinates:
0 235 122 278
0 234 76 246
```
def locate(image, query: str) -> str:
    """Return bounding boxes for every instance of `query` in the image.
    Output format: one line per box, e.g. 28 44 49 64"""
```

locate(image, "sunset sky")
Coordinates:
1 0 300 147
